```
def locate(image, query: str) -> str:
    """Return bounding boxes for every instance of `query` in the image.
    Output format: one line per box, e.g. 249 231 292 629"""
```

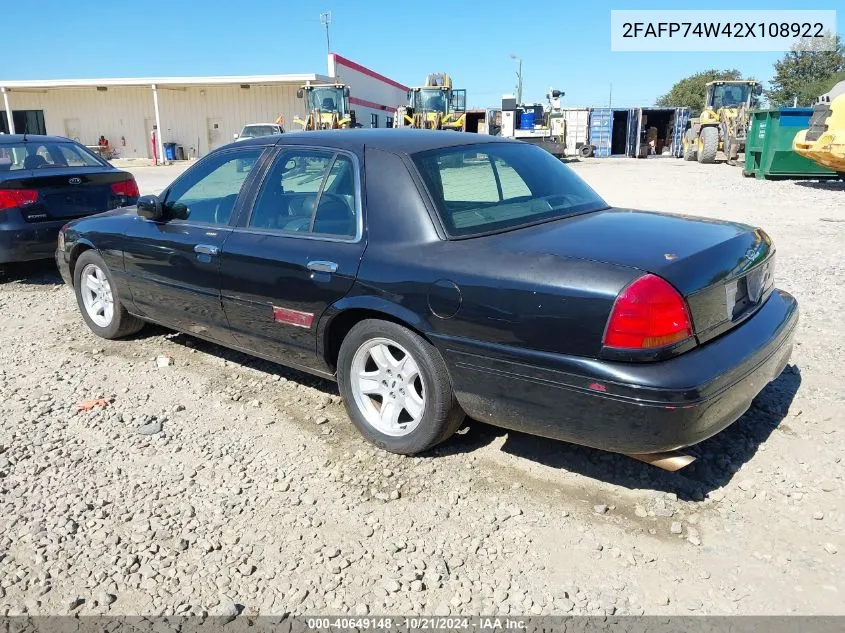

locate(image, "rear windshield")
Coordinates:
240 125 280 138
412 142 607 237
0 141 105 171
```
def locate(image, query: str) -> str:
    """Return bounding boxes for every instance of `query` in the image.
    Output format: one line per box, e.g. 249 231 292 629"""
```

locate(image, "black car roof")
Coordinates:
229 128 514 155
0 134 79 144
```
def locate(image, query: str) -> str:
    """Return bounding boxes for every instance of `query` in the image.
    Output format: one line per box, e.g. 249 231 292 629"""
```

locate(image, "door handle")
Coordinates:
194 244 219 256
307 260 338 273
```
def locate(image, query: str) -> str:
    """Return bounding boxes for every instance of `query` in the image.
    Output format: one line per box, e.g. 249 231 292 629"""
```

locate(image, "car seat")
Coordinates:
313 198 355 236
23 154 47 170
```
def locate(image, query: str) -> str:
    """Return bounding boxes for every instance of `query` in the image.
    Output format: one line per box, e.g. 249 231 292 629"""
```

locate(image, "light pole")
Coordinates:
320 12 332 56
510 54 523 105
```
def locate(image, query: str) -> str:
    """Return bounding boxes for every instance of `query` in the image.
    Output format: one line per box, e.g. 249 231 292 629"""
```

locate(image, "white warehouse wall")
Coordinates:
4 83 308 159
328 54 408 128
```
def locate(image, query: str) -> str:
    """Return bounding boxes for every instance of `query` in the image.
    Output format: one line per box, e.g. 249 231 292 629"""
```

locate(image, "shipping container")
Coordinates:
587 106 688 158
589 109 613 157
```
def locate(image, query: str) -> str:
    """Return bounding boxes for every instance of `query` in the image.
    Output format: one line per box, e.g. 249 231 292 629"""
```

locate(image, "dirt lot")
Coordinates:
0 157 842 617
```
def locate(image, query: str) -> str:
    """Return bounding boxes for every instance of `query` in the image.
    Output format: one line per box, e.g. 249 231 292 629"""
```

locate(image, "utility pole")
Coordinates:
510 54 523 104
320 12 332 56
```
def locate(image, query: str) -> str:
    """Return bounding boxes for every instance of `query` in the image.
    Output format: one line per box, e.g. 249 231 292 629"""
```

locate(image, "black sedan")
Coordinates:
56 130 798 462
0 134 139 264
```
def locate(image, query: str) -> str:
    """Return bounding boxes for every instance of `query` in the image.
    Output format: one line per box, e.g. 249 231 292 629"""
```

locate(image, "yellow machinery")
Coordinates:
294 82 359 130
393 73 467 131
683 80 762 164
793 81 845 176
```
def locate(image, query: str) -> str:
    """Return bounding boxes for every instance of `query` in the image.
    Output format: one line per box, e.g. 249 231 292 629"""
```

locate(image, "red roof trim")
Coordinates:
349 96 396 112
331 53 408 92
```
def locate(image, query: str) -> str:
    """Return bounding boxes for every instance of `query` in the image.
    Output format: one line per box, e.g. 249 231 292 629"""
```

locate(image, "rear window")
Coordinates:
412 142 607 237
0 141 105 171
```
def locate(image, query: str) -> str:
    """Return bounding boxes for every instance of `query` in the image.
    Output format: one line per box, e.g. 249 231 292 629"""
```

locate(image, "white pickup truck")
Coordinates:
233 123 284 141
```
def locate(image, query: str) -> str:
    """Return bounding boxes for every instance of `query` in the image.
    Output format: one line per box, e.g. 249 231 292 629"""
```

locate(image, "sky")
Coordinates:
1 0 839 109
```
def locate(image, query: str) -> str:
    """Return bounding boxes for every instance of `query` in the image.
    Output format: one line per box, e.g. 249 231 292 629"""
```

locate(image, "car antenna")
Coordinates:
22 118 28 142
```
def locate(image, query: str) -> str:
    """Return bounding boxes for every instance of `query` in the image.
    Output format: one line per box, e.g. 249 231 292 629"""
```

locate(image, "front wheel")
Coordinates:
697 127 719 164
337 319 465 454
73 250 144 339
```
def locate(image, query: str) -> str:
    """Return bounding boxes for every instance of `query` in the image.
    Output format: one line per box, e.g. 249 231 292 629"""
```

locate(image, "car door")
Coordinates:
220 146 366 372
122 146 265 343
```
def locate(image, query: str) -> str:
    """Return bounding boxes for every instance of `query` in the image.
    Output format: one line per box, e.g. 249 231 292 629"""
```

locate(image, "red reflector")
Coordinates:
604 274 693 350
588 382 607 392
0 189 38 210
272 306 314 329
110 178 140 197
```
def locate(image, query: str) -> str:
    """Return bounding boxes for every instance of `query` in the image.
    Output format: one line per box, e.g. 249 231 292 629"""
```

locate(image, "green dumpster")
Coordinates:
744 108 838 179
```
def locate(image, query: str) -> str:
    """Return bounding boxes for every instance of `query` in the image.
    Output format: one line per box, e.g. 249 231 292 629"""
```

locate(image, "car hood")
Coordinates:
483 208 772 296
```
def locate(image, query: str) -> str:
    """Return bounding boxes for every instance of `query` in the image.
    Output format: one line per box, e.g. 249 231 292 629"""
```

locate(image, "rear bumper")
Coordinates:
0 221 64 264
438 289 799 454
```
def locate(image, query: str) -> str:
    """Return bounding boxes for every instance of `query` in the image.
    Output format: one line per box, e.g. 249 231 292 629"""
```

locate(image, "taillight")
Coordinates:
57 223 69 251
110 178 140 198
0 189 38 211
603 274 693 349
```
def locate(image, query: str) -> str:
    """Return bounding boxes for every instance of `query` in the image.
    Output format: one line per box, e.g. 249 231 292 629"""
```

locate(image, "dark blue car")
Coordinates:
0 134 138 264
55 130 798 466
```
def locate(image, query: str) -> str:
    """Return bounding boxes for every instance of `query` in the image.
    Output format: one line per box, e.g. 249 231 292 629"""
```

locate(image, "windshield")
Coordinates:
413 143 607 238
414 88 449 113
240 125 279 138
710 83 753 109
0 141 105 171
307 88 347 115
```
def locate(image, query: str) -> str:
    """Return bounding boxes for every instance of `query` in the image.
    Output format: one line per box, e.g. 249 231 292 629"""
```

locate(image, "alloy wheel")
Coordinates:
350 337 426 437
80 263 114 328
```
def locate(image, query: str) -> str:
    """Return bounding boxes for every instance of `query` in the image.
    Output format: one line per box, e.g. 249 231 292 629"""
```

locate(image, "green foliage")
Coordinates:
767 34 845 106
656 69 744 115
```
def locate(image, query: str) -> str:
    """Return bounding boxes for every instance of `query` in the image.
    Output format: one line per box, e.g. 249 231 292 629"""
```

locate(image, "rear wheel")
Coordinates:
337 319 464 454
697 127 718 164
579 144 593 158
682 131 696 161
73 250 144 339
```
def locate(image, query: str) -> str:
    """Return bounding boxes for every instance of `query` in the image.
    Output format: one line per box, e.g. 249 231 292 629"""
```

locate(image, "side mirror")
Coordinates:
754 84 763 96
296 89 304 99
233 132 239 139
344 86 350 97
136 195 163 220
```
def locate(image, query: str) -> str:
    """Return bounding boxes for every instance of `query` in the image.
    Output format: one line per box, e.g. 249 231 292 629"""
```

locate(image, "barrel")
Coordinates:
519 111 535 130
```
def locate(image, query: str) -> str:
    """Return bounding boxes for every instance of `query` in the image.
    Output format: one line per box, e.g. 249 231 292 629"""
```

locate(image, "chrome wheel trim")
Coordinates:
80 263 114 328
350 337 426 437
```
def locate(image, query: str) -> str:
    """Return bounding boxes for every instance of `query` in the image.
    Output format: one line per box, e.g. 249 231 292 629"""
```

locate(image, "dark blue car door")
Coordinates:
219 146 366 373
122 146 266 343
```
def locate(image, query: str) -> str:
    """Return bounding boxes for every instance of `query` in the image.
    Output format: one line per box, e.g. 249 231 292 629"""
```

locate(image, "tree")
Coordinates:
767 34 845 106
656 69 744 114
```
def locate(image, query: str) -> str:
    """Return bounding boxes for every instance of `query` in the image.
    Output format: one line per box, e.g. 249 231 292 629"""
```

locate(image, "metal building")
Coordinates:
0 53 408 161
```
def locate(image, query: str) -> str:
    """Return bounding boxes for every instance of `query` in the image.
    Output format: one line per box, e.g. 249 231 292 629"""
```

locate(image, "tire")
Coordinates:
697 127 718 164
337 319 465 454
73 250 144 340
578 144 593 158
682 131 697 161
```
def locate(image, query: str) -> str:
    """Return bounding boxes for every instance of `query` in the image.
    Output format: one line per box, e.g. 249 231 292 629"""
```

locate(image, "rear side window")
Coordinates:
0 141 104 171
413 143 607 237
248 149 358 238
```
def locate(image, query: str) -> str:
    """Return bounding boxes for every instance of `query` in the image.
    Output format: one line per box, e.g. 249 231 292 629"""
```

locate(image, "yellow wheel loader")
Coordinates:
393 73 467 131
793 81 845 178
682 80 762 164
294 82 360 131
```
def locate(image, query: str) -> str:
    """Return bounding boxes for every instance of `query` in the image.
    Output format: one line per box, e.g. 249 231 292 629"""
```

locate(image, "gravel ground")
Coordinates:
0 157 842 617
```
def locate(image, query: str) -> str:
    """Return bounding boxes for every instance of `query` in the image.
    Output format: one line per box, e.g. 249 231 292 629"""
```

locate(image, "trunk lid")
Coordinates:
487 208 775 343
2 167 135 222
